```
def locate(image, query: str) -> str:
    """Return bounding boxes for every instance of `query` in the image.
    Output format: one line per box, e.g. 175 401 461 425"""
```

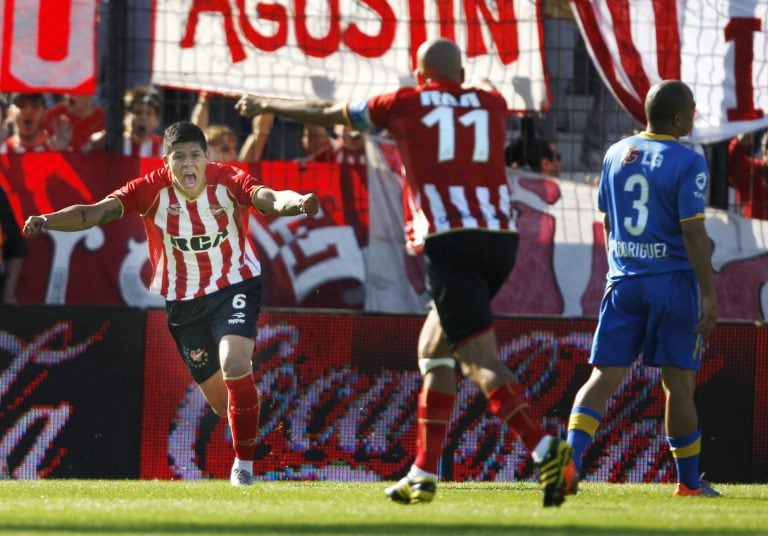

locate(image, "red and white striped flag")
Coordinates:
572 0 768 143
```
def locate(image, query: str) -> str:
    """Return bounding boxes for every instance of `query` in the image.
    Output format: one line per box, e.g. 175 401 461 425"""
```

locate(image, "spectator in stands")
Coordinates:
190 92 241 162
23 120 319 486
0 185 26 304
6 93 49 153
0 94 10 148
44 94 105 152
203 125 240 163
506 137 563 178
237 37 576 508
239 113 332 163
89 85 164 157
727 131 768 220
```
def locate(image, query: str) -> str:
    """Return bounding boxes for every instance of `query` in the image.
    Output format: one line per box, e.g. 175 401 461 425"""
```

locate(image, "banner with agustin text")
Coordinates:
150 0 548 112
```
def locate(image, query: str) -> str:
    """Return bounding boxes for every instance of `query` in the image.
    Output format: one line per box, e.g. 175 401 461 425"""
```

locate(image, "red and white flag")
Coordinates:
0 0 97 93
572 0 768 143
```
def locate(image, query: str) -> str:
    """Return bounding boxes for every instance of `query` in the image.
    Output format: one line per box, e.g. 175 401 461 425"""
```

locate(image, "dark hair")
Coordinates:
505 138 558 171
645 80 692 127
163 121 207 154
11 93 45 107
124 85 162 115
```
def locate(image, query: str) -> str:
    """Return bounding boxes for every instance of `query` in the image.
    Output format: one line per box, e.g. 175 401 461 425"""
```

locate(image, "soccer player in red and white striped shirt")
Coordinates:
23 120 319 486
237 38 576 507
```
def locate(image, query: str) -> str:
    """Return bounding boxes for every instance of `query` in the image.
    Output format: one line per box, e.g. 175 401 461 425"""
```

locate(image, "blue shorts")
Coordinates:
590 271 703 370
166 277 262 383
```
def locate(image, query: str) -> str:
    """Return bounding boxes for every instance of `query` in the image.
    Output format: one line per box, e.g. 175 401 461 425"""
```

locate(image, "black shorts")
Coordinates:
424 230 518 347
165 277 262 383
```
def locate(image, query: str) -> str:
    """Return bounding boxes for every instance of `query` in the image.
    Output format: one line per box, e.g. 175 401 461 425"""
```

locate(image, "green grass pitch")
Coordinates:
0 480 766 535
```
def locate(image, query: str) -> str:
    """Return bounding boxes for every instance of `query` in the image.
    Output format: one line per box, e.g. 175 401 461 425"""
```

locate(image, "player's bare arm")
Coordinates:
681 217 717 337
252 187 319 217
235 96 350 128
23 197 123 238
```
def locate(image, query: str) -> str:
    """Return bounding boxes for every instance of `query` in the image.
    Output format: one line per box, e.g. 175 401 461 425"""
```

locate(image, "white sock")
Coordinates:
408 465 438 480
531 435 555 463
233 458 253 473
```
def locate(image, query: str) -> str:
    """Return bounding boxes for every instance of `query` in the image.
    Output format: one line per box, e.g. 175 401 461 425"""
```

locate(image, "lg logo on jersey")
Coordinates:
170 229 230 252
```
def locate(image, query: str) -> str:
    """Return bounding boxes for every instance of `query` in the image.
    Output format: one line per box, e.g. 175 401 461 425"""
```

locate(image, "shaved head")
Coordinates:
416 38 464 83
645 80 695 135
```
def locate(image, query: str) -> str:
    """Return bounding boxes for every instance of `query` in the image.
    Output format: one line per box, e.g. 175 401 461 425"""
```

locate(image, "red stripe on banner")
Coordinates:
653 0 681 80
606 0 650 103
39 0 69 61
0 0 14 87
571 0 646 123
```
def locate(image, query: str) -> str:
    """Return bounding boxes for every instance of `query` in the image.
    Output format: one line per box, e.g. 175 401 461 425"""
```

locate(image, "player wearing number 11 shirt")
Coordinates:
237 37 576 507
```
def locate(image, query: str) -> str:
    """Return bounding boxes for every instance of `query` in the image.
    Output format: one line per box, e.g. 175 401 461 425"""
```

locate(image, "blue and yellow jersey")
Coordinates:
598 132 708 282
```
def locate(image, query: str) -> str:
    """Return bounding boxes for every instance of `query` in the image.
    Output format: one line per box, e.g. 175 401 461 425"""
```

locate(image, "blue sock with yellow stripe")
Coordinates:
567 406 602 472
667 430 702 490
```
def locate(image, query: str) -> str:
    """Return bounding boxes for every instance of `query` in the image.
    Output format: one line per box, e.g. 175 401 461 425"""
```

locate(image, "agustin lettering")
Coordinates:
180 0 521 69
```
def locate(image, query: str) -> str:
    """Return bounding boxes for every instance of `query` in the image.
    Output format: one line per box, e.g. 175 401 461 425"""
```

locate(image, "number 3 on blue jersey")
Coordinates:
623 174 649 236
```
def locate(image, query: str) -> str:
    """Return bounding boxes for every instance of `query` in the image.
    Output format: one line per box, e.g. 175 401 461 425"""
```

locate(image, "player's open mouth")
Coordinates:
183 173 197 186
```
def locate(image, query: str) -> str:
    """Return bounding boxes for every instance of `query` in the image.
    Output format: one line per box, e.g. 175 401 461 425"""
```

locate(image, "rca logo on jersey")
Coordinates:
228 312 246 325
170 229 229 252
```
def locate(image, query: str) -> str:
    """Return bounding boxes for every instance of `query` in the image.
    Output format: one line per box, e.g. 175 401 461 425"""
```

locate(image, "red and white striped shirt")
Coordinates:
123 133 164 158
110 162 263 301
348 80 516 248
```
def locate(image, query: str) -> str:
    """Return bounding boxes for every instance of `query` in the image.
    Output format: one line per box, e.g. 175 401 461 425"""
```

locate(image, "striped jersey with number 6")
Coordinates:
110 163 263 301
348 80 515 247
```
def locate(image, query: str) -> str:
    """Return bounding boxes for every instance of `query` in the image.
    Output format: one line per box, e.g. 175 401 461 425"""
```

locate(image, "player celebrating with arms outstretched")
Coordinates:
237 38 576 507
24 120 319 486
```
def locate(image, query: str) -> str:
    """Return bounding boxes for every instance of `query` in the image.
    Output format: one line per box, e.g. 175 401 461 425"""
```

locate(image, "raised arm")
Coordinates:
681 217 716 337
236 96 350 129
252 186 319 217
23 197 123 238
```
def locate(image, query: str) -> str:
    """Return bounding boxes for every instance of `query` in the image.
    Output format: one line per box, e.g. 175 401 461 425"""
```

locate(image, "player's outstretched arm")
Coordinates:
252 187 319 217
235 95 350 129
23 197 123 238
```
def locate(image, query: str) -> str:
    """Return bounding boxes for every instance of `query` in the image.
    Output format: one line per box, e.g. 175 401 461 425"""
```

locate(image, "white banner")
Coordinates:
151 0 547 111
572 0 768 144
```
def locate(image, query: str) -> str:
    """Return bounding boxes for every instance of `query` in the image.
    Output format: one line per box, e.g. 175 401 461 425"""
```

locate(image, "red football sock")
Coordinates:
487 382 546 452
413 388 456 475
225 374 260 461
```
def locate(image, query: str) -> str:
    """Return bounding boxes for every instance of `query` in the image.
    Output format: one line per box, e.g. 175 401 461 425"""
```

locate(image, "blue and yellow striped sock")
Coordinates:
567 406 602 473
667 430 702 490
